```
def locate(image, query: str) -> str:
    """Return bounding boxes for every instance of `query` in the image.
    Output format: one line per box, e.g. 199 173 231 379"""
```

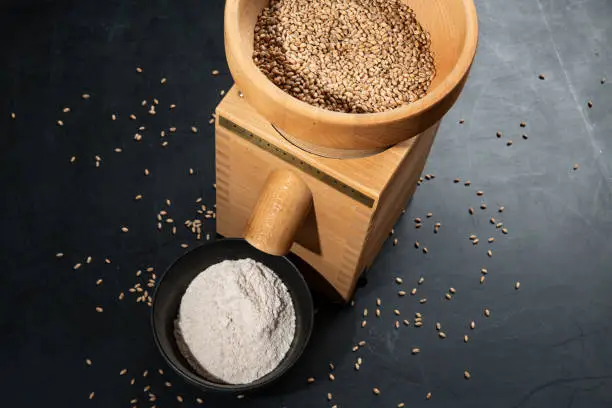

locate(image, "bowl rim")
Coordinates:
225 0 479 124
150 238 315 393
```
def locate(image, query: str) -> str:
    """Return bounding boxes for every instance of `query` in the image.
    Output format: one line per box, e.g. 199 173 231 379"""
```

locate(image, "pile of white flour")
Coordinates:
175 258 296 384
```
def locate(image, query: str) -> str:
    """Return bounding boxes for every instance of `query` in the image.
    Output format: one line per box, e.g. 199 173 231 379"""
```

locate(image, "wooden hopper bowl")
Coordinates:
225 0 479 158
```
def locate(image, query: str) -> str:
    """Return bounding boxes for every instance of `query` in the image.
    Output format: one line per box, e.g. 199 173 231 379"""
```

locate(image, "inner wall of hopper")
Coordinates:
238 0 467 95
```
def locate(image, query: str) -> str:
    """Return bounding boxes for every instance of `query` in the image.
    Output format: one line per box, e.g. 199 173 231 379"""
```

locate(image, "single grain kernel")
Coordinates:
395 277 403 284
95 306 103 313
484 308 491 317
426 392 432 400
373 388 380 395
515 281 521 290
464 335 469 343
470 321 476 329
411 348 420 354
488 237 495 243
464 371 471 379
438 332 447 339
487 250 493 257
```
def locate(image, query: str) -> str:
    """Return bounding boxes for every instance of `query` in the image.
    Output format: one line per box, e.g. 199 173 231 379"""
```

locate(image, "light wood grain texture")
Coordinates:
224 0 478 156
215 89 438 301
244 169 313 256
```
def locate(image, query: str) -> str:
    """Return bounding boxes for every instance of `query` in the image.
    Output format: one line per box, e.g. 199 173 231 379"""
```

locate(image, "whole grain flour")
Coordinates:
175 258 296 384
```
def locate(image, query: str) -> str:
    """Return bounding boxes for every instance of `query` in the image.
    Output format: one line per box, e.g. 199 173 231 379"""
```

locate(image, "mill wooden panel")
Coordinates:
215 87 438 301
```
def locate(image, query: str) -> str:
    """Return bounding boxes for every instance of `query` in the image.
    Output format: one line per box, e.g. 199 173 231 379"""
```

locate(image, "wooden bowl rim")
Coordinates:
225 0 478 124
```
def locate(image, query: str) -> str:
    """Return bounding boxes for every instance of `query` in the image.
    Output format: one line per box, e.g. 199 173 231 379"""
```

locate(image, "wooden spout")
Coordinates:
244 169 313 256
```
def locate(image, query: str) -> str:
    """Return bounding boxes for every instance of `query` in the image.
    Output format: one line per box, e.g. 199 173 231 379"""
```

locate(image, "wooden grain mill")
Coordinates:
215 0 478 301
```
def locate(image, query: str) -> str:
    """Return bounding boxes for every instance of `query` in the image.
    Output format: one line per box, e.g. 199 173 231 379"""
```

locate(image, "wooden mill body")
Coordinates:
215 87 439 301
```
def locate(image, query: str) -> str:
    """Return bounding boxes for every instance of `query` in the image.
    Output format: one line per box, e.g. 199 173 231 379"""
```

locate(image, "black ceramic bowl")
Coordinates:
151 238 314 393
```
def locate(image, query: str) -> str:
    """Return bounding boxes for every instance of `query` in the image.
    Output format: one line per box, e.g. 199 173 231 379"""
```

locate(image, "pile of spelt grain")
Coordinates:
253 0 435 113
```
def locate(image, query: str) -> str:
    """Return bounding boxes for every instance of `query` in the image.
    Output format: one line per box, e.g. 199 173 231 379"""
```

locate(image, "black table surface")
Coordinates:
2 0 612 407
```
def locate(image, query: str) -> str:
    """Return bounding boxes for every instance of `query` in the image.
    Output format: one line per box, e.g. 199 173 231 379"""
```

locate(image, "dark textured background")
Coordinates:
1 0 612 407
